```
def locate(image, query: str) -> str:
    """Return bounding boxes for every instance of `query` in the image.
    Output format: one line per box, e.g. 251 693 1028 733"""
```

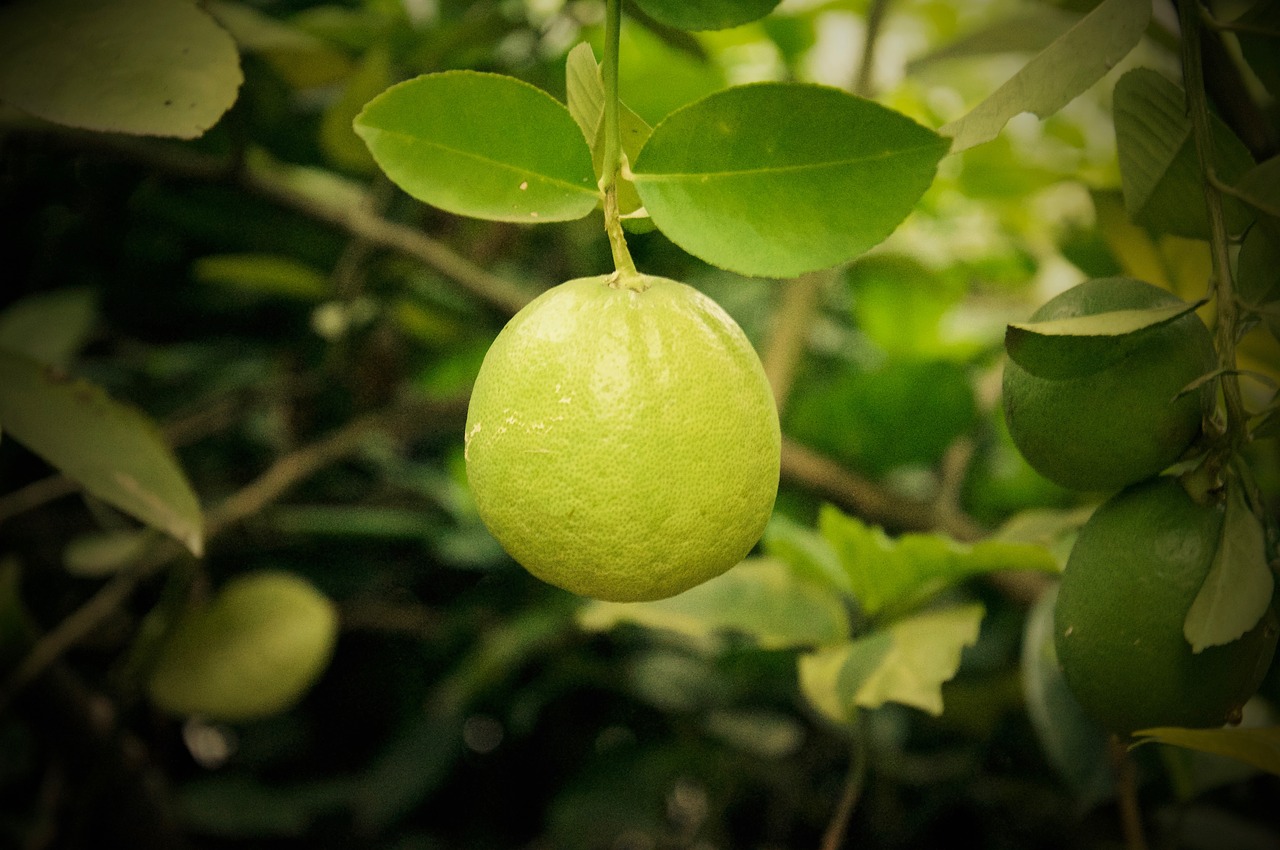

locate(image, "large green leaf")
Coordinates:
1183 480 1274 652
631 83 948 277
627 0 782 31
0 0 242 139
1113 68 1256 239
577 558 851 651
0 348 204 555
819 504 1058 618
907 7 1082 73
0 288 97 367
940 0 1149 152
1004 296 1207 380
354 71 599 223
799 604 985 720
1235 155 1280 222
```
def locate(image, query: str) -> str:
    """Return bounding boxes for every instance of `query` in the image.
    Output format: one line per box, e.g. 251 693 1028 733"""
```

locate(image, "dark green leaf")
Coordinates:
1005 297 1206 380
632 82 948 277
1132 726 1280 777
0 0 242 138
1234 0 1280 100
1184 480 1273 652
1114 68 1256 239
193 253 330 300
0 349 204 555
940 0 1149 152
628 0 782 31
577 558 851 651
206 0 352 89
1235 155 1280 221
354 71 599 223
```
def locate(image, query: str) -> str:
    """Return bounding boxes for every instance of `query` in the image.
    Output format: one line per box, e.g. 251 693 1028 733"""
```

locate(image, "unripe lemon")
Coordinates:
148 571 339 721
1003 278 1215 492
464 274 781 602
1054 476 1278 735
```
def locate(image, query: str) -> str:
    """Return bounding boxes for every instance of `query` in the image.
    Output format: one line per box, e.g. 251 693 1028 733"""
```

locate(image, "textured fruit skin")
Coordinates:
148 571 339 721
1003 277 1216 492
464 274 781 602
1054 477 1278 735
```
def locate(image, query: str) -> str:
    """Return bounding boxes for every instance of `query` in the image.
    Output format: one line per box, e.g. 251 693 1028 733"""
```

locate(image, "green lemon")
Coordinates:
148 571 339 721
1003 277 1216 492
1054 476 1278 735
464 274 781 602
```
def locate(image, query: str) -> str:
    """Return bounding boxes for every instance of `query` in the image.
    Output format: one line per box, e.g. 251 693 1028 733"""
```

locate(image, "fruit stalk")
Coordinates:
599 0 639 284
1178 0 1247 456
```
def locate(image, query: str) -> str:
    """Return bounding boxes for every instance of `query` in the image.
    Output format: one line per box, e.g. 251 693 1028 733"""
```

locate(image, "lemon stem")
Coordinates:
1178 0 1247 460
599 0 640 287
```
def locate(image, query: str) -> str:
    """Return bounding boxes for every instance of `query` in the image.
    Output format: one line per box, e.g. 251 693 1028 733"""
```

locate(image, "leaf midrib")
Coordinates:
632 141 944 182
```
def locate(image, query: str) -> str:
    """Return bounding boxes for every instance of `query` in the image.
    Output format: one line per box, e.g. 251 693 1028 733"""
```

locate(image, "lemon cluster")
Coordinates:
1002 278 1277 734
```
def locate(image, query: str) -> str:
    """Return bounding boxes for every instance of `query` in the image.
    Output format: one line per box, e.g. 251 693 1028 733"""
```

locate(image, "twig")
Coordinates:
852 0 890 98
762 270 830 414
0 475 79 527
820 719 869 850
1109 735 1149 850
781 438 936 533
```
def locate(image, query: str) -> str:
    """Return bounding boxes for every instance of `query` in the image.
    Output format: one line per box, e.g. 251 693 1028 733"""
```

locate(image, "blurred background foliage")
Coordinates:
1 0 1279 848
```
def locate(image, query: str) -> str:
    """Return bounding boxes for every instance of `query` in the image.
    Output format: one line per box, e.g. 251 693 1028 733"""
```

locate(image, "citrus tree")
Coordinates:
0 0 1278 848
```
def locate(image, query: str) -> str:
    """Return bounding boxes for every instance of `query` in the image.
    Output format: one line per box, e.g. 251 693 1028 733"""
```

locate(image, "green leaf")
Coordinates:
939 0 1149 152
1235 155 1280 222
205 0 352 89
818 504 1058 618
193 253 331 301
1237 223 1280 317
761 513 851 596
0 288 97 367
564 43 651 219
63 529 157 577
632 82 948 277
0 0 242 139
1004 296 1207 380
1114 68 1256 239
627 0 782 31
799 604 985 720
1234 0 1280 100
354 71 598 223
1132 726 1280 777
0 348 204 555
1020 584 1114 801
1184 481 1274 652
577 558 851 651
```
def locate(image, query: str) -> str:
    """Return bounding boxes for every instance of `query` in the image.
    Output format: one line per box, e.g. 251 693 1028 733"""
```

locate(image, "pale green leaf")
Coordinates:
628 0 782 31
354 71 598 223
1184 481 1274 652
853 604 985 715
1020 584 1114 800
1114 68 1256 239
193 253 330 301
1132 725 1280 776
940 0 1149 152
205 0 351 89
1005 297 1206 380
577 558 851 651
632 83 948 277
799 604 986 721
0 348 204 555
0 0 242 138
0 288 97 367
907 7 1082 73
564 43 651 218
819 504 1057 617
